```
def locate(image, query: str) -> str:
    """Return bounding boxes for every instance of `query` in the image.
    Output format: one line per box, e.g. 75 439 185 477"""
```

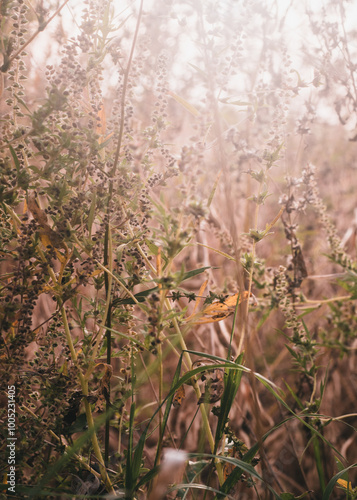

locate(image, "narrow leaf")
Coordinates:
112 267 211 306
167 90 200 117
322 463 357 500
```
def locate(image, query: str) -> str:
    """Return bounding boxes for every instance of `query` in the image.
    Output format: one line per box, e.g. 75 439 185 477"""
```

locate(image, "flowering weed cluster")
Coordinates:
0 1 356 499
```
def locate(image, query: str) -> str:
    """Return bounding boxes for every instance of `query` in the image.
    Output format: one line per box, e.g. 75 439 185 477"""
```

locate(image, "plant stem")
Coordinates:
61 306 115 493
3 0 71 70
21 405 101 480
104 222 113 466
112 0 144 176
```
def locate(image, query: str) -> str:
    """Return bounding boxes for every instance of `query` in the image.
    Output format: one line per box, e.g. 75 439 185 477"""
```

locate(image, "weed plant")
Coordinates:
0 0 356 499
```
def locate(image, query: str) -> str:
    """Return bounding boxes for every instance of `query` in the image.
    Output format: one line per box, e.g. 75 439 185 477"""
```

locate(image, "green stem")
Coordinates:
313 435 326 491
21 405 101 480
169 313 223 480
237 181 261 355
112 0 144 176
61 306 114 493
104 221 113 466
156 344 164 463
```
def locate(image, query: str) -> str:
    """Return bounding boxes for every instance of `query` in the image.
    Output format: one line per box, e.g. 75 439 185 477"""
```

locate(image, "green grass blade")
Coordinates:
154 353 184 466
133 465 161 492
284 380 305 410
124 402 136 493
8 145 21 174
218 417 295 495
170 482 237 499
87 189 97 237
28 409 113 497
322 463 357 500
214 353 244 453
189 453 282 499
256 378 344 459
313 435 326 490
207 168 222 208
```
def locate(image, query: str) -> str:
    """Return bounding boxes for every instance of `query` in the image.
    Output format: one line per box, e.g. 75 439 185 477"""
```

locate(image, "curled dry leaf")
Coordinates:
223 444 245 481
187 290 251 325
172 384 186 408
27 194 48 226
197 367 224 404
27 193 67 252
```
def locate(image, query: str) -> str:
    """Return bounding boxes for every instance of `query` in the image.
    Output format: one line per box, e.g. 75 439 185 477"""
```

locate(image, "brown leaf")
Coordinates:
293 244 308 281
191 291 250 324
96 364 113 405
223 446 236 481
197 368 224 404
27 193 48 226
27 192 67 252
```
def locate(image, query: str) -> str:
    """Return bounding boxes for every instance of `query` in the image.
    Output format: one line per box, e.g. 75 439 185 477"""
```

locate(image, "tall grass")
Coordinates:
0 0 356 499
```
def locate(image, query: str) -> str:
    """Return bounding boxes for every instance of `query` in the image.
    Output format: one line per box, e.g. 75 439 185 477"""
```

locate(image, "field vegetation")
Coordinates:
0 0 356 498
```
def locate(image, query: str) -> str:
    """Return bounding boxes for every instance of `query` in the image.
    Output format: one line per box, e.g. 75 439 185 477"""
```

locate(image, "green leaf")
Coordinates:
190 453 282 499
214 353 244 453
145 238 159 256
171 482 236 499
322 463 357 500
218 417 294 495
14 94 31 113
188 62 208 78
102 325 145 348
66 412 88 434
218 97 253 106
207 169 222 207
134 465 161 492
284 381 304 410
335 456 347 474
28 164 42 174
313 434 326 490
196 242 235 261
153 354 184 466
28 409 114 497
125 403 136 492
8 145 21 174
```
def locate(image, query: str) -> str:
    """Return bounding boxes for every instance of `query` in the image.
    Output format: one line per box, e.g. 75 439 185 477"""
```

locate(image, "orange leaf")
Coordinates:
223 446 236 481
172 385 186 408
27 194 48 226
189 291 250 324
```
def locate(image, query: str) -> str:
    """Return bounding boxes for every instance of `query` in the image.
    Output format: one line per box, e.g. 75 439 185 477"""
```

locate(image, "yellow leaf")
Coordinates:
38 231 52 249
337 479 353 491
188 291 250 325
172 385 186 408
38 224 66 250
